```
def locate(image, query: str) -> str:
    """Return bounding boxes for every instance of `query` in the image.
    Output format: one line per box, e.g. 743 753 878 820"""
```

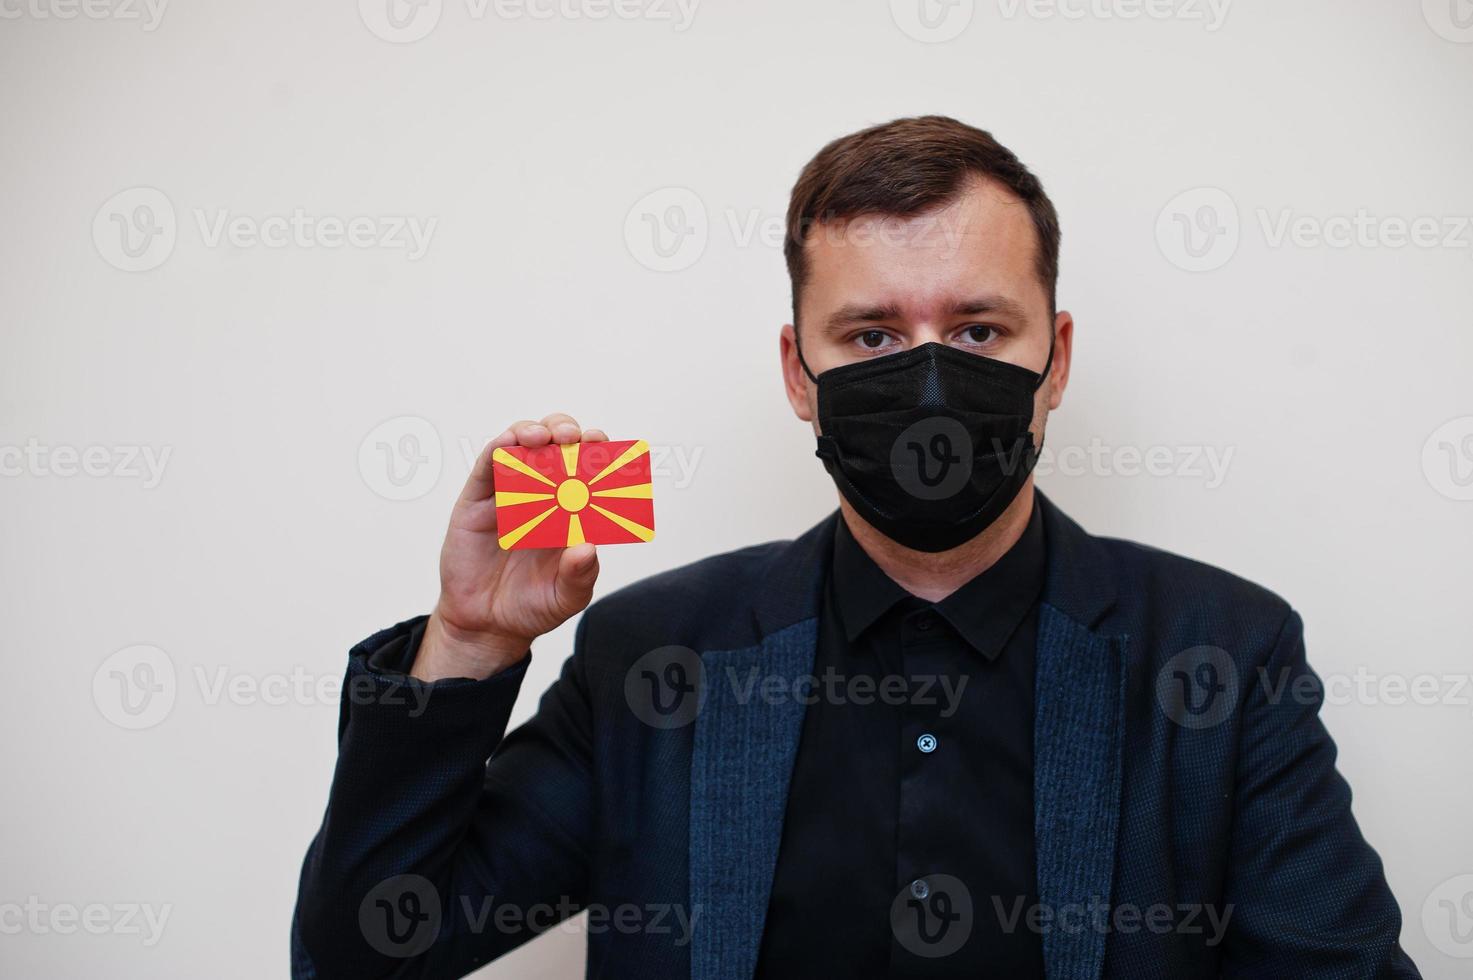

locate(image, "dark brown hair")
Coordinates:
785 115 1060 324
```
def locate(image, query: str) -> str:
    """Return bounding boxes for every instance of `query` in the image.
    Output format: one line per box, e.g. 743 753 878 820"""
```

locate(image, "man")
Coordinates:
292 116 1418 978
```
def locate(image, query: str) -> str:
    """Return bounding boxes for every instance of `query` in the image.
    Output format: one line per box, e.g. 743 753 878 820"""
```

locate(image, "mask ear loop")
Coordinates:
794 326 819 384
1034 325 1056 392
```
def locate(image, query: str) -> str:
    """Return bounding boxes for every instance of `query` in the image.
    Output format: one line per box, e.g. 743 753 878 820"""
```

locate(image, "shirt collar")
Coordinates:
830 497 1048 661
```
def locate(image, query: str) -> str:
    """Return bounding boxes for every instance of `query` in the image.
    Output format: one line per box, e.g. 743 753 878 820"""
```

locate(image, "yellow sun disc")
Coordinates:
557 479 590 512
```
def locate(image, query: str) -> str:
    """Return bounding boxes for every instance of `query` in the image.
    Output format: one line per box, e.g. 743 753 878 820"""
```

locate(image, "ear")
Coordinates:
779 324 815 422
1046 311 1074 411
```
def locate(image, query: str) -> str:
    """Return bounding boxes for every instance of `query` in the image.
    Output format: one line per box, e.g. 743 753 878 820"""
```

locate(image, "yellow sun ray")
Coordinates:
589 503 655 542
492 448 557 487
497 505 558 549
561 442 580 477
587 440 650 486
494 491 555 507
566 513 585 547
591 483 653 499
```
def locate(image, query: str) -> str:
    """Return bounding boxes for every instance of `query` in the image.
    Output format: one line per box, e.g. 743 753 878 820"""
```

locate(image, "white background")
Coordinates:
2 0 1471 975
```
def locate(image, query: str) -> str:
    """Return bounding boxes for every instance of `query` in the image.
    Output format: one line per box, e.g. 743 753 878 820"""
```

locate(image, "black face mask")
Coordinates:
799 338 1053 553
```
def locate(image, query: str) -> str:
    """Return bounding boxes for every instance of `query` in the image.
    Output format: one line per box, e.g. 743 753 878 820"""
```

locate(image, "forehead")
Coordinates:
799 177 1047 321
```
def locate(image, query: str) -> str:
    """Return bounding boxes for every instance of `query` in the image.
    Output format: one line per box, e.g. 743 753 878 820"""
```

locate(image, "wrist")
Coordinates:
412 609 531 682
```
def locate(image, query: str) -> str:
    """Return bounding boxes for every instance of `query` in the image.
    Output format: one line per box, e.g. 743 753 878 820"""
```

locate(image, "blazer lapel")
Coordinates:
1033 495 1129 980
688 516 832 980
689 619 819 980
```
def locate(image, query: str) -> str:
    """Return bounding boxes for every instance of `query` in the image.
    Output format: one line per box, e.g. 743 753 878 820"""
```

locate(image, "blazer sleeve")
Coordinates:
291 614 596 979
1220 609 1421 978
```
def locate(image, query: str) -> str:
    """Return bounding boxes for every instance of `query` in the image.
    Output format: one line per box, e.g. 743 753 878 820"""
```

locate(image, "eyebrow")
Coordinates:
823 294 1031 335
950 295 1031 321
823 303 904 335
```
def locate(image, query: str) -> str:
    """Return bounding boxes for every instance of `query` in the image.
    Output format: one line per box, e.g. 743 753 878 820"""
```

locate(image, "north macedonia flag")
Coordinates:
492 439 655 550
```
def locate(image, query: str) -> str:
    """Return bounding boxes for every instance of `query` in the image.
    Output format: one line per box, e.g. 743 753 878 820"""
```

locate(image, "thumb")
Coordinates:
553 543 599 614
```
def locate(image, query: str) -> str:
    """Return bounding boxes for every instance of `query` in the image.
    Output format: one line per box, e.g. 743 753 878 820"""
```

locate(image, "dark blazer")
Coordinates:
292 494 1419 978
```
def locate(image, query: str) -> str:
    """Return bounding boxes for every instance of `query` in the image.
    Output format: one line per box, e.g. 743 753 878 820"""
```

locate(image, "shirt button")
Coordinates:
916 733 938 754
910 879 929 900
915 615 934 631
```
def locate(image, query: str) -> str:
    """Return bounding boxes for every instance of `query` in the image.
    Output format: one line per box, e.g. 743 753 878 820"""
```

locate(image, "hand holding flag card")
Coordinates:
492 439 655 550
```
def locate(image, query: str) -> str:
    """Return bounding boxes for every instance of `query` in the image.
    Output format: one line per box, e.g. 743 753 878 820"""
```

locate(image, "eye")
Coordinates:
959 323 1000 346
859 329 889 349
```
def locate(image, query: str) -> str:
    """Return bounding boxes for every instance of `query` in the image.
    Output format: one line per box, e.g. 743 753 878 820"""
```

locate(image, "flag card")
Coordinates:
492 439 655 550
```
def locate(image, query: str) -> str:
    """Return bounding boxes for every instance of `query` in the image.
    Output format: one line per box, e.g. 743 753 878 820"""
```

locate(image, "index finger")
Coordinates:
459 428 520 505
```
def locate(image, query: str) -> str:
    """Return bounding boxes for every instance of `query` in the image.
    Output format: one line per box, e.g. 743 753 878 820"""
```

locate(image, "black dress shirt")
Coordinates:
754 500 1048 978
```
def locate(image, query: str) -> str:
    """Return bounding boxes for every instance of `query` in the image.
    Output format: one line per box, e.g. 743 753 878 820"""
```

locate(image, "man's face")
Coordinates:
781 176 1072 453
